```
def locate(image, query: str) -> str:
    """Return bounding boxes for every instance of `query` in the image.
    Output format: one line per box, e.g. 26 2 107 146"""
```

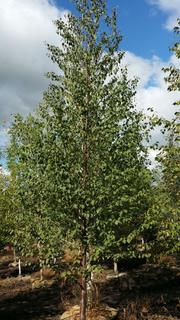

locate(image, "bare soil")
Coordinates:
0 254 179 320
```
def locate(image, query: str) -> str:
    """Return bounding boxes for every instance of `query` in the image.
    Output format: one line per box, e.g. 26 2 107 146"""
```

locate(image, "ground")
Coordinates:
0 253 179 320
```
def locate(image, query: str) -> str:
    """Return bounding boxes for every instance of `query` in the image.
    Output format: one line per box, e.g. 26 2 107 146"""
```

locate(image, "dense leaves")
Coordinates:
8 0 153 266
163 18 180 97
143 19 180 257
6 1 175 319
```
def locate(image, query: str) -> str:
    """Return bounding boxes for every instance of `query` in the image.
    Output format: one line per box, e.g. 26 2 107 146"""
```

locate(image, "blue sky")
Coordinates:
55 0 176 60
0 0 179 168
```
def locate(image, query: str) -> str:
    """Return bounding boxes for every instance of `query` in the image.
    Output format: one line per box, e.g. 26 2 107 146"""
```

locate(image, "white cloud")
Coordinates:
122 51 179 120
148 0 180 30
0 127 9 148
122 51 179 150
122 52 164 88
136 86 178 120
0 167 10 176
0 0 178 157
0 0 67 121
148 148 159 168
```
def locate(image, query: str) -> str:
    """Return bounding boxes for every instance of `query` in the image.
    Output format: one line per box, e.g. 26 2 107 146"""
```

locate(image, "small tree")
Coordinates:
8 1 154 318
0 171 11 247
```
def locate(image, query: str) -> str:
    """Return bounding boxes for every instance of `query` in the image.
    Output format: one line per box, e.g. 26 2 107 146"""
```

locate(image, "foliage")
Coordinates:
8 1 155 318
8 0 154 264
160 19 180 252
163 18 180 99
144 18 180 257
0 172 19 248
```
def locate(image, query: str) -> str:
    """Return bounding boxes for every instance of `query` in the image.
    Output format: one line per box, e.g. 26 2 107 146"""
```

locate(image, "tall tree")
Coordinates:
144 19 180 257
8 1 153 318
160 18 180 252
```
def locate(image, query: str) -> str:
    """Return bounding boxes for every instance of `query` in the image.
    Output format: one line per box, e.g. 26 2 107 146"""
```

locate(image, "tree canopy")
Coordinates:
6 1 179 319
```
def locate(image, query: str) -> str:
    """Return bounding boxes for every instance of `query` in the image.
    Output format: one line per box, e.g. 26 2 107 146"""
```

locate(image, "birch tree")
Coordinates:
8 1 154 318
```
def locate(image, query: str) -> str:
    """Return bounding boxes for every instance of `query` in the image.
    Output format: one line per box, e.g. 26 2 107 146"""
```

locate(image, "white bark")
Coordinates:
40 268 43 281
18 259 21 276
114 261 118 273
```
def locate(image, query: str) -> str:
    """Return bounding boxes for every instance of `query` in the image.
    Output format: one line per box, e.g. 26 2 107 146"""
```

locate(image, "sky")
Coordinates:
0 0 179 167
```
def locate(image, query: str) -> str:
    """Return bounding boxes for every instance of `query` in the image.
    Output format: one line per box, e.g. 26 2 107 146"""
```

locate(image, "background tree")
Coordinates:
8 1 154 318
159 18 180 253
163 18 180 96
0 171 11 248
142 19 180 258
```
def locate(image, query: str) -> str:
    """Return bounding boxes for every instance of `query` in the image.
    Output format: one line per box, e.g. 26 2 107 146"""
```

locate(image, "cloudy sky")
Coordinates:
0 0 179 158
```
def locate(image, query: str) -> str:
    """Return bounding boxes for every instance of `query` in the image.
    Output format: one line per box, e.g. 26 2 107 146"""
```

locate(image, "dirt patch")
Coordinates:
0 258 179 320
0 276 62 320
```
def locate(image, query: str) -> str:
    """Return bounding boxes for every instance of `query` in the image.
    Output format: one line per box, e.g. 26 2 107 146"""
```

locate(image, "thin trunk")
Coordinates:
18 259 21 277
80 58 91 320
13 248 17 263
87 271 93 308
94 283 100 307
114 261 118 273
80 110 88 320
40 268 43 281
80 247 87 320
38 242 43 281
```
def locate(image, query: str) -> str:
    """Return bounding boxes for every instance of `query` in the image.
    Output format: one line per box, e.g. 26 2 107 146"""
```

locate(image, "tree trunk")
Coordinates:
80 248 87 320
18 259 21 276
80 56 90 320
40 268 43 281
80 275 87 320
114 261 118 273
87 272 94 308
13 248 17 263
